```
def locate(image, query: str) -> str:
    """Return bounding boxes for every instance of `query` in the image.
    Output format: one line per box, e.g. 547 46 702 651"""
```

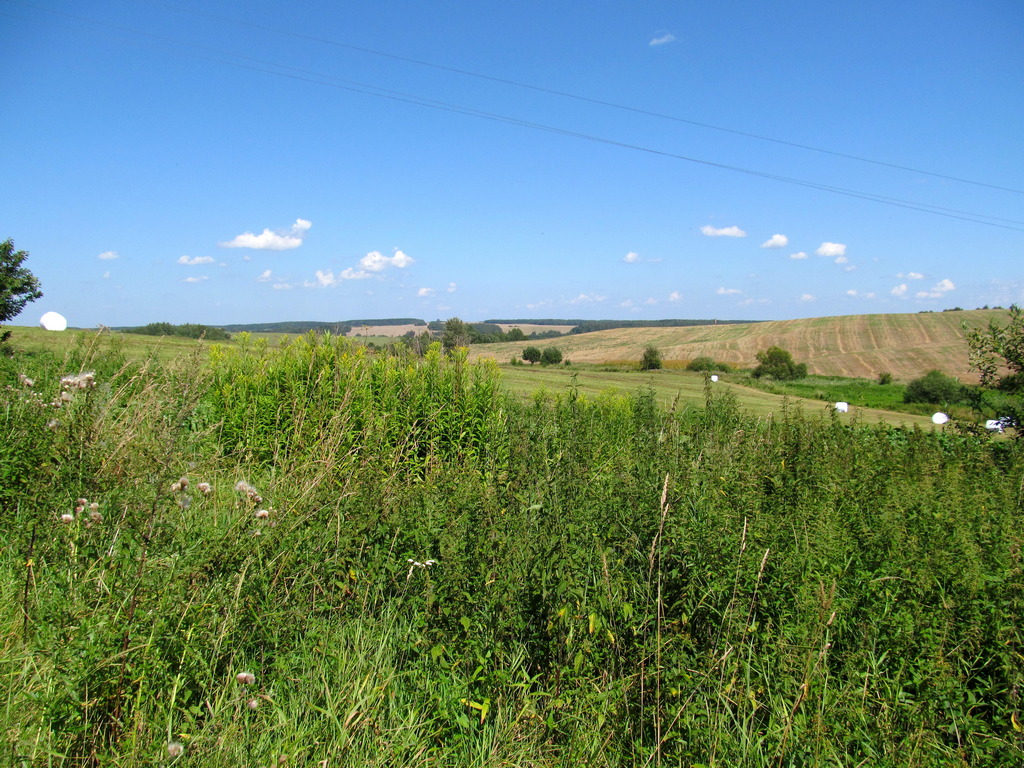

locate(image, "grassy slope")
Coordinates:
500 365 936 427
470 309 1009 382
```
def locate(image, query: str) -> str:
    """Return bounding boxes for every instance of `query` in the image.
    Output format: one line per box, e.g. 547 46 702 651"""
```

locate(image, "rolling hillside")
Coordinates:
469 309 1010 382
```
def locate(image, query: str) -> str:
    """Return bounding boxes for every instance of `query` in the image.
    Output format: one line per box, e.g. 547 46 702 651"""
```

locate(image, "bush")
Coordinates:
540 347 563 366
877 371 894 385
903 369 965 405
522 346 541 365
686 355 731 373
752 346 807 380
640 345 662 371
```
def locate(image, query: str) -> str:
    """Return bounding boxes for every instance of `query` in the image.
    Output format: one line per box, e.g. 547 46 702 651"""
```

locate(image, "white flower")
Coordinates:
167 741 184 757
236 671 256 685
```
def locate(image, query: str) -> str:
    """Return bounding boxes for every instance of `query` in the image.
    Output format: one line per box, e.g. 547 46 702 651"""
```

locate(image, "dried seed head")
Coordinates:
167 741 184 757
255 509 270 520
236 671 256 685
197 482 212 495
60 513 75 524
178 476 189 491
247 697 260 709
90 510 104 524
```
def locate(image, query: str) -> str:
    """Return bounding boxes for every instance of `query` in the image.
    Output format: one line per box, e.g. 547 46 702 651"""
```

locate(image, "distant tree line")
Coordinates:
125 322 232 341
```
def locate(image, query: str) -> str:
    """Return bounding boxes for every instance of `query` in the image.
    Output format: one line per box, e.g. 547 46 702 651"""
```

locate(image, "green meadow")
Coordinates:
1 330 1021 766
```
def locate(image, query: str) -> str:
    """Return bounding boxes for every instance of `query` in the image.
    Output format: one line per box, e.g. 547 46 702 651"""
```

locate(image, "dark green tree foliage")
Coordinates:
752 346 807 380
505 327 527 342
126 322 231 341
0 238 43 343
522 346 541 364
540 347 563 366
903 369 965 405
967 305 1024 432
640 344 662 371
441 317 470 352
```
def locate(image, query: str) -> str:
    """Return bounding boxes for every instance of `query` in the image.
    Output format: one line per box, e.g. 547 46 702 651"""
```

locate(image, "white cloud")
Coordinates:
417 287 435 297
701 225 747 238
916 278 956 299
789 251 808 260
623 251 641 263
846 289 858 297
257 269 272 282
272 283 292 290
892 284 908 297
178 255 215 265
668 291 681 302
447 282 457 293
800 293 815 302
220 218 311 250
865 292 876 298
340 267 372 280
739 297 771 306
569 292 607 304
834 255 848 264
761 234 789 249
314 270 336 287
649 32 676 46
360 249 414 272
717 287 742 295
816 242 846 257
183 276 208 283
897 271 925 280
645 297 658 306
98 250 119 260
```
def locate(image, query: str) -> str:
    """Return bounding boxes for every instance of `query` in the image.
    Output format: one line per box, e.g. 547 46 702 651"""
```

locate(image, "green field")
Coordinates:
1 331 1020 766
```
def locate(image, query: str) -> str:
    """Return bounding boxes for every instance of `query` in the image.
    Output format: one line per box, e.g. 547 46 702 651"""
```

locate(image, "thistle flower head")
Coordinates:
197 482 212 495
255 509 270 520
60 513 74 524
236 671 256 685
167 741 184 758
247 697 260 709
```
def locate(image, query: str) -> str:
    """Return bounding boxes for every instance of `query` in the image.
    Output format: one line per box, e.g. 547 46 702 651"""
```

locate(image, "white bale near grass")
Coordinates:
932 412 949 425
835 402 849 413
40 311 67 331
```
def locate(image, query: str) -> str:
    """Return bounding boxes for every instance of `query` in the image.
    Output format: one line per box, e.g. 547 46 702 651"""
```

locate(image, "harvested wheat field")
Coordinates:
470 309 1010 382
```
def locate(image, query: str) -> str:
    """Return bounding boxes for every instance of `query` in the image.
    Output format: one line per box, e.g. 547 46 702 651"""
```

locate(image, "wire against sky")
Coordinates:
141 0 1024 197
4 0 1023 232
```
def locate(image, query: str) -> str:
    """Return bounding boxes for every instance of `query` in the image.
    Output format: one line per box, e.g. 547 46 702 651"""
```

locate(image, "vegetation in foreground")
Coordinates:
1 332 1022 767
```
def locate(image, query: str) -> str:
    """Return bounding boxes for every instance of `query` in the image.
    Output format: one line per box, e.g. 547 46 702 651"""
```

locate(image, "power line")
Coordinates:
145 0 1024 197
4 0 1024 232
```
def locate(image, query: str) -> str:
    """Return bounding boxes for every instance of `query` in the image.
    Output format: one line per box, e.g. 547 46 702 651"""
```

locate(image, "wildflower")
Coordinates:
18 374 34 387
197 482 212 495
177 476 189 491
76 498 87 506
60 513 74 524
46 419 59 431
167 741 184 758
406 558 439 578
247 697 260 710
235 480 263 505
255 509 270 520
89 510 104 524
236 671 256 685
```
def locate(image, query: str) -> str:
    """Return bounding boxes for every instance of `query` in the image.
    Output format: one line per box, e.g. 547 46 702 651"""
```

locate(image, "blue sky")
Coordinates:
2 0 1022 328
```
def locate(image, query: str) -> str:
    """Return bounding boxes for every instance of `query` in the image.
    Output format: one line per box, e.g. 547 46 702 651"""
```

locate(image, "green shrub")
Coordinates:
903 369 965 405
540 346 563 366
640 344 662 371
752 346 807 380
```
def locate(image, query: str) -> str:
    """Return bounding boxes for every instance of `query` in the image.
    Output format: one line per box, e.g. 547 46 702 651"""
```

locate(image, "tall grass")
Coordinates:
1 336 1021 766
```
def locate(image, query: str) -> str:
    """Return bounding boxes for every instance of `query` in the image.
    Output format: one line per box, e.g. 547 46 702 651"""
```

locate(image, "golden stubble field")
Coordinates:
469 309 1009 382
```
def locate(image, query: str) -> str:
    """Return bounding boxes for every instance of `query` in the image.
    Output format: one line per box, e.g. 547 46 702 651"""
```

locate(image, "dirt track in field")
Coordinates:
469 310 1009 382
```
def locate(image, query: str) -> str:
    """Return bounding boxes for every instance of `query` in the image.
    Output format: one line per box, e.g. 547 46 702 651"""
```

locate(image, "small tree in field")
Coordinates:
640 344 662 371
752 346 807 380
522 346 541 365
540 347 563 366
966 305 1024 433
1 238 43 344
